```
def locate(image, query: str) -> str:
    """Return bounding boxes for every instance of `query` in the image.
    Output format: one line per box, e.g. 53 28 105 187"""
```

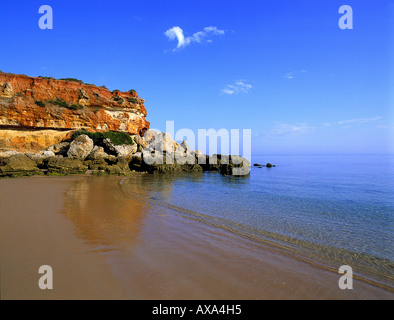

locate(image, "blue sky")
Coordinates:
0 0 393 154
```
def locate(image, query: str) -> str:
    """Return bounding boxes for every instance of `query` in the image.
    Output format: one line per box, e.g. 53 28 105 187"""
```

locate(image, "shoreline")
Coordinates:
0 175 392 299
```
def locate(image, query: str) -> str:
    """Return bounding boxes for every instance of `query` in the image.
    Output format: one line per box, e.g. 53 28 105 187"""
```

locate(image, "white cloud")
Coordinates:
337 116 382 125
221 80 252 95
165 26 225 51
284 70 307 80
269 123 315 136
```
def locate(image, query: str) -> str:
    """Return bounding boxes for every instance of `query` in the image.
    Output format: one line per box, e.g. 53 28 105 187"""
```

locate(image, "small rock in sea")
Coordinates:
266 163 276 168
253 163 263 167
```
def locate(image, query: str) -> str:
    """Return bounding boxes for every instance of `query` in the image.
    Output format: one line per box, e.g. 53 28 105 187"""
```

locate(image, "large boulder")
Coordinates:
180 140 191 152
197 154 250 176
102 138 137 157
219 155 251 176
104 157 132 175
129 152 143 171
25 151 55 168
47 142 70 156
130 134 148 151
114 144 138 157
174 148 195 165
145 132 178 154
0 154 42 177
145 162 183 174
47 158 88 175
67 135 94 160
143 130 159 143
83 147 109 170
86 146 109 161
83 159 108 171
0 151 21 165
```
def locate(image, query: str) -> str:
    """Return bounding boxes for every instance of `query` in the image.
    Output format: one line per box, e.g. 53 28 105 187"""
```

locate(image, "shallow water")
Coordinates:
116 154 394 289
59 154 394 298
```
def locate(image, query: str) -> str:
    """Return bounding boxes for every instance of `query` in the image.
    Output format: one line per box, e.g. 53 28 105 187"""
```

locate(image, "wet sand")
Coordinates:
0 175 392 299
0 176 125 299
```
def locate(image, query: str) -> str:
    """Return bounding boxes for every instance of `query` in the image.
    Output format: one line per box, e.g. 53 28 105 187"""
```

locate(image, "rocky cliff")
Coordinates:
0 72 150 151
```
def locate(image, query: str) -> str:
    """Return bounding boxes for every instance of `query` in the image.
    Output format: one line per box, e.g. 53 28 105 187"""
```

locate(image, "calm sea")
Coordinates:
120 154 394 288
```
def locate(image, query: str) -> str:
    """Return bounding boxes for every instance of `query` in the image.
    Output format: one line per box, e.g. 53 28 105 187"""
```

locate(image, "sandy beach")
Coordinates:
0 175 392 300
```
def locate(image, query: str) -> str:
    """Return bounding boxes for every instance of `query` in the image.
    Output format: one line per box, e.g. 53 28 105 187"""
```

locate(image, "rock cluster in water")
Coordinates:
0 130 251 178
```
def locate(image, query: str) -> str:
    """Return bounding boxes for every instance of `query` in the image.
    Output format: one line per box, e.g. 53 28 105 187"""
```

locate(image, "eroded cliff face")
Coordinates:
0 73 150 137
0 129 73 153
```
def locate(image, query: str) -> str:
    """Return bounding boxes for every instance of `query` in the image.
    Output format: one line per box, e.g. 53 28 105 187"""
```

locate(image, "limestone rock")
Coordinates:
0 150 21 165
145 132 177 154
143 130 159 143
47 157 88 175
102 138 137 157
131 134 148 151
0 83 14 98
116 156 132 172
180 140 191 152
42 151 55 158
0 154 42 177
67 134 94 160
105 163 130 175
25 151 55 168
86 146 109 161
83 158 108 170
146 163 183 174
78 88 90 106
102 138 117 155
219 155 251 176
129 152 143 171
48 142 70 155
114 144 138 157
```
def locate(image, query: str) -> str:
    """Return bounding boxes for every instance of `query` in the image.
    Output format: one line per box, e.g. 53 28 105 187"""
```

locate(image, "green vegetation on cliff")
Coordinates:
71 129 134 146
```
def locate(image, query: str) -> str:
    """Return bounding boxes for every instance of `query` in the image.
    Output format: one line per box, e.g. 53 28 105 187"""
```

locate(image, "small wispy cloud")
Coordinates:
165 26 225 51
284 70 307 80
221 80 252 95
269 123 315 136
377 124 394 129
321 116 383 128
337 116 383 125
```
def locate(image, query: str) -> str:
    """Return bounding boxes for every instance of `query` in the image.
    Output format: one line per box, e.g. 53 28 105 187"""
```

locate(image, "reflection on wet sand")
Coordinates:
0 176 126 299
63 176 152 252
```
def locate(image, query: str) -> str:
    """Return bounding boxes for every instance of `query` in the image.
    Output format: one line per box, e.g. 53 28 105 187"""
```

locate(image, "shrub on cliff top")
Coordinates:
71 129 134 146
113 96 124 105
48 98 83 110
34 100 46 108
39 76 55 80
60 78 84 84
49 98 69 108
67 104 83 110
127 97 139 104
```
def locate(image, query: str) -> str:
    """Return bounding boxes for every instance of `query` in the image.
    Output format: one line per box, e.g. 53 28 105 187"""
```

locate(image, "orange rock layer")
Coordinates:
0 73 150 136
